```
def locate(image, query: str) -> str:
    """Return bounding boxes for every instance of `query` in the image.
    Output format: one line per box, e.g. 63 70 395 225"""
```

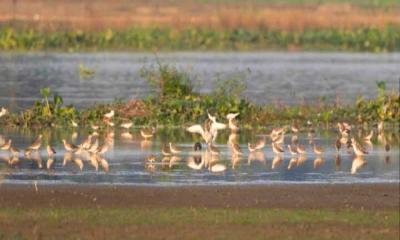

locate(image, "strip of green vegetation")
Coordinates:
0 64 398 129
0 207 398 240
0 207 397 226
0 26 399 52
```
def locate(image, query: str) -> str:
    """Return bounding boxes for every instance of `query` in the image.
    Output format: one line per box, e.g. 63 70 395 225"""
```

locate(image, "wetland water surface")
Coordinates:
0 52 399 110
0 127 398 186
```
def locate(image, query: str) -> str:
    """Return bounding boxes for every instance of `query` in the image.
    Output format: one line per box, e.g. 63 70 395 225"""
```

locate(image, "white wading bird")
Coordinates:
226 112 240 132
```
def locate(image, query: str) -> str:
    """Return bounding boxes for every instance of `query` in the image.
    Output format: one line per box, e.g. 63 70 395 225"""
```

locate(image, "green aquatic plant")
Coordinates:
0 67 398 129
7 87 77 127
138 63 257 125
141 63 193 98
79 63 95 78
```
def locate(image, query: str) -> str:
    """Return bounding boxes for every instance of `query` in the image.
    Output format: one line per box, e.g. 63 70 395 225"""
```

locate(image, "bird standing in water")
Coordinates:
27 135 42 152
47 145 56 158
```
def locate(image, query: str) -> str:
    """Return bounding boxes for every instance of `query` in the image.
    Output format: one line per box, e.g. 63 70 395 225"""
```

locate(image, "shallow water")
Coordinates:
0 127 398 186
0 52 399 110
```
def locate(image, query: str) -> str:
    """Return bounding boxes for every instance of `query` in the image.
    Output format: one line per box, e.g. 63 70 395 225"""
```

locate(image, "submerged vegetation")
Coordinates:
0 26 399 52
0 64 398 129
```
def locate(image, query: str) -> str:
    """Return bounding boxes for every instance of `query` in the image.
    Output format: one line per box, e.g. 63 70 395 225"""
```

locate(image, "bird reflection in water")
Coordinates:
271 155 282 170
31 152 43 169
140 139 152 150
297 154 307 167
351 155 367 174
335 154 341 171
187 155 204 170
287 157 297 170
247 151 265 165
313 156 324 169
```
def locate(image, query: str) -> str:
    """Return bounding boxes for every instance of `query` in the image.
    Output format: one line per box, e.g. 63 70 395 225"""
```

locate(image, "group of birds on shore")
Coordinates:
0 108 395 174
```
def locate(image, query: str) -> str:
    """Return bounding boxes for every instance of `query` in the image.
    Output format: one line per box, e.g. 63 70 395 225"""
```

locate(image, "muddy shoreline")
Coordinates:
0 183 398 209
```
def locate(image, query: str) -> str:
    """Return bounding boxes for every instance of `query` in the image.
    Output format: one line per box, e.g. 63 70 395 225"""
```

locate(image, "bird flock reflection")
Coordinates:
0 111 398 184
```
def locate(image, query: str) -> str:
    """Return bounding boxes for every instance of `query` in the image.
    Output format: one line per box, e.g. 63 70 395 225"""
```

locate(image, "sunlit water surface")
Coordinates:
0 127 398 186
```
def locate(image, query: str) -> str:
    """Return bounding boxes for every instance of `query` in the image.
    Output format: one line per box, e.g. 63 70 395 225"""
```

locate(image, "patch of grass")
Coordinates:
0 26 399 52
0 207 398 226
0 207 398 240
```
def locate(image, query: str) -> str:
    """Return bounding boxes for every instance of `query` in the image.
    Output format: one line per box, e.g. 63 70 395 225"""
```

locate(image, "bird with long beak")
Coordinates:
10 147 20 157
0 107 8 118
207 112 227 141
120 121 133 129
291 123 299 133
140 127 156 139
270 126 287 139
231 143 243 155
46 145 56 158
28 135 42 151
161 144 172 156
62 139 80 153
187 123 213 145
104 110 114 119
226 112 240 132
0 139 11 150
272 143 284 154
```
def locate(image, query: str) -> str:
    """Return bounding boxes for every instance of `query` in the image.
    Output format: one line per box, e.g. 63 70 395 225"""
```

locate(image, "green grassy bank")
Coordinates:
0 207 398 240
1 26 399 52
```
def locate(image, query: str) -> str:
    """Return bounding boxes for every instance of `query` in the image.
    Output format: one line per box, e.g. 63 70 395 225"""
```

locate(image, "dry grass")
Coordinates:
0 0 399 31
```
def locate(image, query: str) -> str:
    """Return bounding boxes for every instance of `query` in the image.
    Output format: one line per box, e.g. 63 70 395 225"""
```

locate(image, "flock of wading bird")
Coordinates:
0 108 395 174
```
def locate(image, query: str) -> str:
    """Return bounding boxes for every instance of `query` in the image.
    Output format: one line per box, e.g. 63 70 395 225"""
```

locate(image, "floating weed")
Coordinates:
79 63 95 78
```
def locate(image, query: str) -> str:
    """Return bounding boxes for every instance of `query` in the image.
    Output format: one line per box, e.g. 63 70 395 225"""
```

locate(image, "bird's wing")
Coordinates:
186 125 204 135
211 122 227 131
